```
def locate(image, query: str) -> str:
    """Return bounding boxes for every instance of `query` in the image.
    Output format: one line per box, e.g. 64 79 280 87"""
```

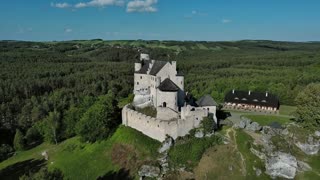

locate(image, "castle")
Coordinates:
122 54 217 142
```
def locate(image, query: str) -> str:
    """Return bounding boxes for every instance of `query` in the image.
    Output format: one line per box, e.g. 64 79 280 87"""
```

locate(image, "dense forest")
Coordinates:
1 40 320 161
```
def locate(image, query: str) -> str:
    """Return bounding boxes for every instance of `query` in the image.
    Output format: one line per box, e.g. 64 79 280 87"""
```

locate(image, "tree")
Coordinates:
294 83 320 128
25 126 42 147
201 116 215 134
45 111 61 144
76 91 120 142
0 144 13 162
13 129 25 151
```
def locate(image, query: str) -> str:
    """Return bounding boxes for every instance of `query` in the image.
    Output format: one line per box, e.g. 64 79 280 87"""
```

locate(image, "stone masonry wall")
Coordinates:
122 105 201 142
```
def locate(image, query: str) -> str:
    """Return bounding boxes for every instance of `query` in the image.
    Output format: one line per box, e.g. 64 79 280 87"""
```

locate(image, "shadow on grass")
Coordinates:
97 168 133 180
0 159 46 180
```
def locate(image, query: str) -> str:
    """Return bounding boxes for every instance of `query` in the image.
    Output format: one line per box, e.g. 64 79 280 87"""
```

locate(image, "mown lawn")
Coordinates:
243 115 293 126
0 126 161 180
279 105 297 116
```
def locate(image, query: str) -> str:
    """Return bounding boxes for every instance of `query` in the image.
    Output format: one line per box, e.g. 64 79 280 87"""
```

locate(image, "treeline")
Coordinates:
1 40 320 162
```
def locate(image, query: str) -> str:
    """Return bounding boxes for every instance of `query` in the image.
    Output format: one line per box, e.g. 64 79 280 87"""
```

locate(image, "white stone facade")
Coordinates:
122 54 217 142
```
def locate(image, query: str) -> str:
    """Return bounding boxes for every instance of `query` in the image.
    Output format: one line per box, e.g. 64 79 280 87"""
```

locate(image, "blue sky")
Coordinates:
1 0 320 41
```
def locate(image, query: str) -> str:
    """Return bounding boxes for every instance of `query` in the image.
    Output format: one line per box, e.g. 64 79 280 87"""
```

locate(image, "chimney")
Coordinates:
171 61 176 70
248 91 251 95
140 53 150 61
134 63 141 72
266 92 268 97
232 89 235 94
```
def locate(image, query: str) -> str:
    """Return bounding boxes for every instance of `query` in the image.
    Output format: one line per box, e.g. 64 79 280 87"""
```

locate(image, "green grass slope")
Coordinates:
0 126 161 179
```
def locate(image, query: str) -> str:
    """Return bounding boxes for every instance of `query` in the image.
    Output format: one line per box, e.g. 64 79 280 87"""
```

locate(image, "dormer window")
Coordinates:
253 99 258 102
242 98 247 101
262 100 267 103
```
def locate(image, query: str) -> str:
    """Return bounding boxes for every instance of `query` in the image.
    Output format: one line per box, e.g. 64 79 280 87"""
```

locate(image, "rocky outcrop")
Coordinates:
315 131 320 137
157 136 173 177
297 160 312 172
265 152 297 179
158 137 173 154
295 140 320 155
246 122 262 132
233 117 262 132
138 165 160 178
195 129 204 138
250 147 266 160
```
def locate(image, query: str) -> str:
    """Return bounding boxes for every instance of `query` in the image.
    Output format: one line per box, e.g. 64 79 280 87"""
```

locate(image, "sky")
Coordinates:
1 0 320 41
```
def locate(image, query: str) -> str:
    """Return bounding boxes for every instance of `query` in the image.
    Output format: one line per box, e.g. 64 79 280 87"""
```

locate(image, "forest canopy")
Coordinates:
1 40 320 160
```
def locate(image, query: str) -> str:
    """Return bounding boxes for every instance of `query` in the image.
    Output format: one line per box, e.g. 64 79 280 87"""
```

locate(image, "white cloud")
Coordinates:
51 0 159 13
51 2 71 8
192 10 197 15
75 2 87 8
65 28 73 33
75 0 124 8
127 0 158 13
222 19 232 24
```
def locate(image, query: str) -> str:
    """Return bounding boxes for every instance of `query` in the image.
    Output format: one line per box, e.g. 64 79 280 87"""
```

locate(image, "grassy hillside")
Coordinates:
0 126 160 179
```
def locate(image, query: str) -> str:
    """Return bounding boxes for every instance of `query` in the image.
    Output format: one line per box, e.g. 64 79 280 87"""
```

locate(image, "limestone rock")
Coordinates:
297 160 312 172
195 129 204 138
256 168 262 176
253 166 262 176
41 151 48 160
239 120 246 128
315 131 320 137
205 132 215 137
250 147 266 160
138 165 160 178
233 119 247 129
295 141 320 155
246 122 262 132
281 128 289 136
158 137 173 153
265 152 297 179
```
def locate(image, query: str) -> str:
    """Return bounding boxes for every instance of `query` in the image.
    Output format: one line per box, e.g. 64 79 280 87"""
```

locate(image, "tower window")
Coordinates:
140 76 142 79
137 82 139 85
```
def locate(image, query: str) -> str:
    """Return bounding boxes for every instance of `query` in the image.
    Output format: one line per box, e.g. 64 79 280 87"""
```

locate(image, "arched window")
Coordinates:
163 102 167 107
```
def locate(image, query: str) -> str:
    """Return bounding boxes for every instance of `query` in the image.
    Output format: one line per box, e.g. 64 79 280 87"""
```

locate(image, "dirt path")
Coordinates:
226 128 247 176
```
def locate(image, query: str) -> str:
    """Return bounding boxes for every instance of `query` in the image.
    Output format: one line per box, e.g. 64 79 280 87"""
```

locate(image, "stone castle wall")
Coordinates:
122 105 198 142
